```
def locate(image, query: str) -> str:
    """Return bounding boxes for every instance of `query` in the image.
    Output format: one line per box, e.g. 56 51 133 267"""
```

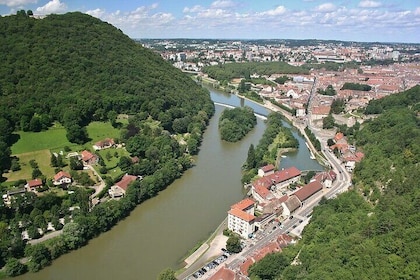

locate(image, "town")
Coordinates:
144 39 419 280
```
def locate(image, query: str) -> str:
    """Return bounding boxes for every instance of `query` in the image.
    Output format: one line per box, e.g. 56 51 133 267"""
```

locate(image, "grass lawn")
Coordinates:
95 148 130 179
7 121 123 183
4 149 56 183
11 124 72 155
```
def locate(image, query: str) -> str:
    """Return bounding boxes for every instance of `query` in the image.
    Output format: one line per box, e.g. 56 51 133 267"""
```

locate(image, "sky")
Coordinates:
0 0 419 43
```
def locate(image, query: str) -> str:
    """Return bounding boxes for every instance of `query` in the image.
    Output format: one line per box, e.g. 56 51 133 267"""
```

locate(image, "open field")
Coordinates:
4 149 56 182
6 122 123 183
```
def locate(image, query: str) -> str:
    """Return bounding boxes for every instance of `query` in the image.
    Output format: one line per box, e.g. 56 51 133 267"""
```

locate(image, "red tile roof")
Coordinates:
115 174 138 191
228 208 255 222
334 132 344 142
268 166 301 183
260 164 275 173
28 178 43 188
54 171 71 181
231 198 255 211
294 180 323 202
312 105 330 115
209 266 237 280
253 184 271 199
81 150 96 162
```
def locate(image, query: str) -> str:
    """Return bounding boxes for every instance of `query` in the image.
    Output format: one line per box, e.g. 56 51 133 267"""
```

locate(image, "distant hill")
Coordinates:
0 12 213 134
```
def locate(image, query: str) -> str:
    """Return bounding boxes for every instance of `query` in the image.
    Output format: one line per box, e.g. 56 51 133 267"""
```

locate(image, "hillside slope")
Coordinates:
0 12 213 132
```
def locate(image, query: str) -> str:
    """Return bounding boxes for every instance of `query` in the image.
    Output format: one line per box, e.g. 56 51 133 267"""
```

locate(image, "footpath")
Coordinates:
177 218 228 279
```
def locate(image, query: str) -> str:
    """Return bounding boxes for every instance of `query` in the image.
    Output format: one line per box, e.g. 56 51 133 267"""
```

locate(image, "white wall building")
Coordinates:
227 198 256 239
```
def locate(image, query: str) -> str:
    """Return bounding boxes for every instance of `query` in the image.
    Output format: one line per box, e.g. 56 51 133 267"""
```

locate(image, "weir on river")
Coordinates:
16 88 323 280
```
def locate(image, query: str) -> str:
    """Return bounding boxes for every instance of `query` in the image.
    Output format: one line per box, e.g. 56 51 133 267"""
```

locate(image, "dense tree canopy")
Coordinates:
202 61 309 82
0 12 214 145
219 106 257 142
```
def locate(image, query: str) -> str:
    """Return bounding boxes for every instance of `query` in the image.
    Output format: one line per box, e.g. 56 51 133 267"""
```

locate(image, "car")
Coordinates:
221 248 227 252
292 224 297 228
299 219 303 223
273 226 277 230
289 215 294 219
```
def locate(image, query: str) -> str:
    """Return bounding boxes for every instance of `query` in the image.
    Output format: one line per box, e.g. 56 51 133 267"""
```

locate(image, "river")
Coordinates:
16 88 322 280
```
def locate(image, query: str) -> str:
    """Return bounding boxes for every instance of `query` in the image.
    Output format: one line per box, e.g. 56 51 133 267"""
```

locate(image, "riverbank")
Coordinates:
177 218 228 279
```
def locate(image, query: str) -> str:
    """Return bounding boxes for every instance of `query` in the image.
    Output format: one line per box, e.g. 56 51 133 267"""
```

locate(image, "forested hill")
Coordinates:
248 86 420 279
0 12 214 140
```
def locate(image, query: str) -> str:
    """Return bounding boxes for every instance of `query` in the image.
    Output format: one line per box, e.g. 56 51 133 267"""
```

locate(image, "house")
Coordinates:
257 164 275 177
281 195 301 217
93 138 115 151
53 171 72 187
227 198 256 239
80 150 98 165
108 174 139 198
26 178 43 192
314 170 337 188
294 180 323 202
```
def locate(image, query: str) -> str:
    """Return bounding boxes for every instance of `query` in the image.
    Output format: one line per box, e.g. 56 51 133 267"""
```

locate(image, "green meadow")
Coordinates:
7 121 123 183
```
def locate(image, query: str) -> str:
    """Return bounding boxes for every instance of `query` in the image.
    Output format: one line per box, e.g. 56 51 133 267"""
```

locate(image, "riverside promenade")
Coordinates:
177 218 228 279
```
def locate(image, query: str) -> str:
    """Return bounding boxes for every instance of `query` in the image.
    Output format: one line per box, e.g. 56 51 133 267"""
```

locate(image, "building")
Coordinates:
257 164 275 177
227 198 256 239
26 178 43 192
80 150 98 165
108 174 139 198
281 195 301 217
53 171 72 187
294 180 323 202
93 138 115 150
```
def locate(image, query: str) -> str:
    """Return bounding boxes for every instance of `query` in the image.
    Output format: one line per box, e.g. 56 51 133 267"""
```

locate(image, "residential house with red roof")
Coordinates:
80 150 98 165
26 178 43 192
257 164 275 177
108 174 139 198
53 171 72 187
93 138 115 151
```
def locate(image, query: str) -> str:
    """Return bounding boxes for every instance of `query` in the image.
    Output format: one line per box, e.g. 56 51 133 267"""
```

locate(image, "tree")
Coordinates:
249 253 290 280
5 258 27 277
226 235 242 253
69 157 83 170
322 114 335 129
50 153 58 167
66 124 89 144
62 222 86 250
25 244 52 272
157 268 177 280
118 156 132 172
246 144 256 169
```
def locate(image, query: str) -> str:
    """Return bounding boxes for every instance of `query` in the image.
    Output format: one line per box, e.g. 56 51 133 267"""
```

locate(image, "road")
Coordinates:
179 79 353 278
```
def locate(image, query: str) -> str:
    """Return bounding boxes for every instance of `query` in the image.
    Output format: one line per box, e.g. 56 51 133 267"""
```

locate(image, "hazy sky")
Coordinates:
1 0 419 43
